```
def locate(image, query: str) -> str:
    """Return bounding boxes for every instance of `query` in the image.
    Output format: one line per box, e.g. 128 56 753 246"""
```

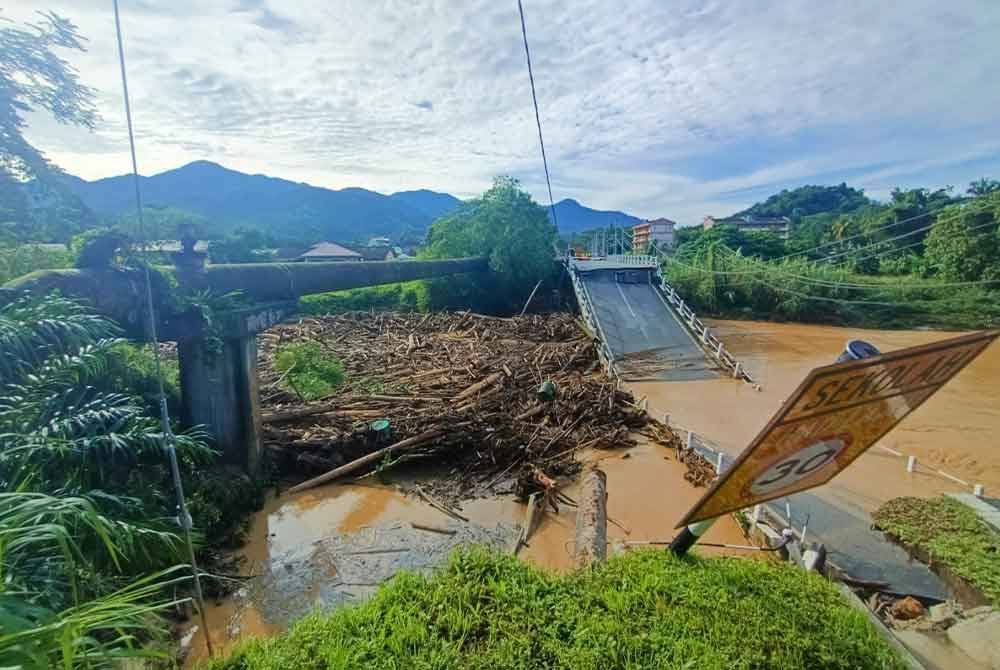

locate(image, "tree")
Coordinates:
0 12 96 180
739 183 872 221
923 202 1000 281
968 178 1000 197
209 226 273 263
676 225 785 261
422 176 558 313
0 12 98 243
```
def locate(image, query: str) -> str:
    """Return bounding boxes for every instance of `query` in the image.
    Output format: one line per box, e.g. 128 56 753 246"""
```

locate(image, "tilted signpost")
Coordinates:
671 330 999 554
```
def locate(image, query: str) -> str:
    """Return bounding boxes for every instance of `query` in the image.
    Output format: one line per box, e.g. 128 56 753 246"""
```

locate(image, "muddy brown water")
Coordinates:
184 439 746 666
630 319 1000 516
185 318 1000 665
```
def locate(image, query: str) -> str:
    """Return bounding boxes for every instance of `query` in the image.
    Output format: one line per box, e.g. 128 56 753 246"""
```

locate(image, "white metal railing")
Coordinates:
656 273 759 388
569 266 622 385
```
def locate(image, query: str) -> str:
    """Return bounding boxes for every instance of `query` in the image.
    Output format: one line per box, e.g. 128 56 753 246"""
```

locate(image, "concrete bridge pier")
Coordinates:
175 302 295 473
178 335 262 472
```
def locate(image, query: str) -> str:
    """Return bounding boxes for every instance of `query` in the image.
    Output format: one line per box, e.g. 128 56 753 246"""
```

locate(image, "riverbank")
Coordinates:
204 548 905 670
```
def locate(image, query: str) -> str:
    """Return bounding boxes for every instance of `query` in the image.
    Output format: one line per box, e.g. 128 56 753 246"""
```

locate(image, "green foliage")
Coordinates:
677 225 785 261
109 204 208 242
422 176 559 314
1 12 99 244
209 226 274 263
186 467 266 551
274 342 346 401
104 341 182 414
0 293 223 668
874 497 1000 604
739 183 873 221
0 243 71 283
209 547 903 670
922 201 1000 281
300 281 430 315
663 245 1000 329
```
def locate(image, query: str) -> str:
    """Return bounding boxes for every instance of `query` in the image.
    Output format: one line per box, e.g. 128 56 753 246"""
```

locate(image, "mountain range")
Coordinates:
63 161 640 242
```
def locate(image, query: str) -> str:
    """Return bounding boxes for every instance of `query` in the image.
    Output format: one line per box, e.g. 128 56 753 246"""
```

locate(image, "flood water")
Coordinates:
184 439 747 665
631 318 1000 517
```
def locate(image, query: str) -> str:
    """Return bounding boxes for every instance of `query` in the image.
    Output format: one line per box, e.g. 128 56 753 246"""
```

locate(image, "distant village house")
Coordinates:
702 215 791 239
298 242 362 262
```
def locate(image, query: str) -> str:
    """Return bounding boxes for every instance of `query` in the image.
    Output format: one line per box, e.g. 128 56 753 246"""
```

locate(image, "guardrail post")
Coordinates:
906 455 917 473
715 452 724 475
701 328 710 344
732 361 742 379
973 484 984 497
716 342 724 358
686 431 694 450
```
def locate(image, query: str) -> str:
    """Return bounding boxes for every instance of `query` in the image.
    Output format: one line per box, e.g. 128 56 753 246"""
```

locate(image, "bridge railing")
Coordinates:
568 265 621 384
656 275 760 388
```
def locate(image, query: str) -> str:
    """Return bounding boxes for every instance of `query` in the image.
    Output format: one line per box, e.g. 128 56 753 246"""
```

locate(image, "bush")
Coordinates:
274 342 345 400
208 548 904 670
300 281 429 315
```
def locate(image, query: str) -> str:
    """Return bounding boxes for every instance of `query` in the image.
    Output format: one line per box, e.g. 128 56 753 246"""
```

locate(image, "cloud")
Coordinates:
11 0 1000 224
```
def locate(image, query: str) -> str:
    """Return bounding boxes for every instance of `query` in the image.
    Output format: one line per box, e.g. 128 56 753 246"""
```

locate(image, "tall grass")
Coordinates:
0 293 216 668
663 245 1000 329
209 548 904 670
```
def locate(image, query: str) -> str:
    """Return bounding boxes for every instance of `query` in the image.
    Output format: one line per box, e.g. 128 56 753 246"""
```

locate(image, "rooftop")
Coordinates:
300 242 363 259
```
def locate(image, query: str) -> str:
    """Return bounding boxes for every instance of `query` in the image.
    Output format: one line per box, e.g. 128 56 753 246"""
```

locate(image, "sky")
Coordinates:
11 0 1000 225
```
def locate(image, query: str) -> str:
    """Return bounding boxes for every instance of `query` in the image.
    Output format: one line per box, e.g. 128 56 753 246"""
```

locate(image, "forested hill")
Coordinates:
735 183 873 219
61 162 642 243
64 161 462 244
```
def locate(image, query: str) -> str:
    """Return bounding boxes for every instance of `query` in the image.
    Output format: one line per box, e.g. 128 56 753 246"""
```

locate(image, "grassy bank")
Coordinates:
662 247 1000 330
873 496 1000 604
206 548 902 670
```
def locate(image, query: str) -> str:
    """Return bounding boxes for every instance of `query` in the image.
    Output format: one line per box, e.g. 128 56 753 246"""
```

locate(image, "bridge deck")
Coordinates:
580 270 719 381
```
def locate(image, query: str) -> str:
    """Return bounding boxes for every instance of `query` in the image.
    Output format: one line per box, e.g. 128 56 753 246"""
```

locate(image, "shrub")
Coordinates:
274 342 345 400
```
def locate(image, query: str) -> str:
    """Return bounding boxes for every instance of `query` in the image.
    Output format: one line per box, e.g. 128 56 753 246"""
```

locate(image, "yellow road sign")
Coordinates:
678 330 999 527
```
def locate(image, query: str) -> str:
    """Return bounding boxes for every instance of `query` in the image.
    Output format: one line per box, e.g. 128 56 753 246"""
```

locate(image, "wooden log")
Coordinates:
262 405 384 423
287 428 445 493
573 468 607 568
515 404 545 421
453 371 504 402
513 492 541 555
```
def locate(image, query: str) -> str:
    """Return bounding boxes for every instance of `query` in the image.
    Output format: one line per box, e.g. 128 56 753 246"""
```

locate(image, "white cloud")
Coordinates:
10 0 1000 225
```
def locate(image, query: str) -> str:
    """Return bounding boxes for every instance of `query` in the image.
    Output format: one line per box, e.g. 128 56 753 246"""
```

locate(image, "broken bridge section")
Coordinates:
568 256 720 382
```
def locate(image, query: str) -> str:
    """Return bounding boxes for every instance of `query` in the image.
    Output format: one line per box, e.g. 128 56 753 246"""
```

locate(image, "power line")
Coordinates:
767 192 1000 263
516 0 559 230
112 0 213 657
657 215 1000 292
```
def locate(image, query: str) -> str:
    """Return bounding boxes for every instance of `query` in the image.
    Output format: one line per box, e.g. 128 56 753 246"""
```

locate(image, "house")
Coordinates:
702 215 791 239
298 242 363 262
351 245 398 262
632 218 676 250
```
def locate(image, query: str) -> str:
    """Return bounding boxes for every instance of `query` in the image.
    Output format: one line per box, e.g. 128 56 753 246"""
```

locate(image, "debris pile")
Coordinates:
258 311 687 498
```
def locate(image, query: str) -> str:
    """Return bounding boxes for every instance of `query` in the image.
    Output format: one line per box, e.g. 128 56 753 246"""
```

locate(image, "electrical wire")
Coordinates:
516 0 559 230
768 191 1000 263
112 0 213 656
657 212 1000 291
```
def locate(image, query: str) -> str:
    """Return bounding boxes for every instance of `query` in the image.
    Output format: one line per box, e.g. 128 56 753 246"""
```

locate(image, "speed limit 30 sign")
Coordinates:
678 330 999 526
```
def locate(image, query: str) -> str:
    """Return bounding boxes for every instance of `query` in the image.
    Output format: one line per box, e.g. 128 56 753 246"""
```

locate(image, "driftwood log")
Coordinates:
573 468 608 567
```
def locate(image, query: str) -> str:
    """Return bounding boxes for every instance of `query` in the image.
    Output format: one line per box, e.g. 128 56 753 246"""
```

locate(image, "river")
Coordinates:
184 318 999 666
631 318 1000 517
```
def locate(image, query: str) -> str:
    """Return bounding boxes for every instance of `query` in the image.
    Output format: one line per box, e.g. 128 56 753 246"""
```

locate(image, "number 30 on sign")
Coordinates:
679 330 999 527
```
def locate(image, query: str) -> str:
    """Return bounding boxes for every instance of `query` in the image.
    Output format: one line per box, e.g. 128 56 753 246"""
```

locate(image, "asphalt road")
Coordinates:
582 272 718 381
